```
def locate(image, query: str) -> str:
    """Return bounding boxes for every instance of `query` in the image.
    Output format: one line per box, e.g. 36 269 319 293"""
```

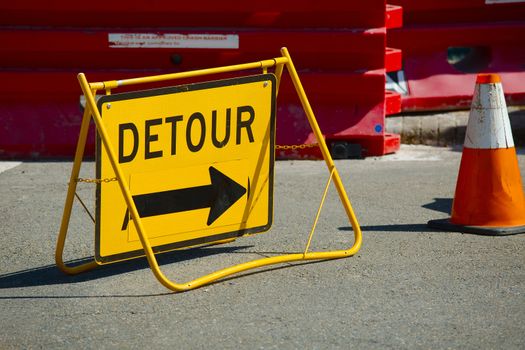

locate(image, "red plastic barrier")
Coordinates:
0 2 386 28
0 1 400 159
0 29 385 71
388 0 525 111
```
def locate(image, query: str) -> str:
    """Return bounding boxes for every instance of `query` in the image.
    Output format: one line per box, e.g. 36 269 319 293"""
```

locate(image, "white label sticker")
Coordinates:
486 0 525 4
108 33 239 49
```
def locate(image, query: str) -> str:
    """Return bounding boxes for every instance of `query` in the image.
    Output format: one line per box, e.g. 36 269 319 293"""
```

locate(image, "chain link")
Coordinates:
275 143 318 150
74 144 318 184
76 177 117 184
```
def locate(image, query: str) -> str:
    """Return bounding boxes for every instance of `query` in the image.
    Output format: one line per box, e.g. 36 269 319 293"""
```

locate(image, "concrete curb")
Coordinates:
386 106 525 147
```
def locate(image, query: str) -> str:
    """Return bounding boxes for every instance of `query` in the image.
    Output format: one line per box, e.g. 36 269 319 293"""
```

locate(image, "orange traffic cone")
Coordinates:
428 73 525 235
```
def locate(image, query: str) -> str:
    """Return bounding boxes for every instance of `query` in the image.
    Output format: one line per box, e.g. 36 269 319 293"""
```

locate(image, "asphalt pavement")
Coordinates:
1 145 524 349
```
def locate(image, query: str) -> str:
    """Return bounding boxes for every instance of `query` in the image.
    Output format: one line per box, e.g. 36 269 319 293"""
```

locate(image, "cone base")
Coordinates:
451 147 525 227
428 218 525 236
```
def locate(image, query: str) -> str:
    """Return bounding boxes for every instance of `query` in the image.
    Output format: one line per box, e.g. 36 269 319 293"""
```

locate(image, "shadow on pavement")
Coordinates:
422 198 452 214
0 245 251 290
339 198 453 233
0 245 334 299
339 224 435 233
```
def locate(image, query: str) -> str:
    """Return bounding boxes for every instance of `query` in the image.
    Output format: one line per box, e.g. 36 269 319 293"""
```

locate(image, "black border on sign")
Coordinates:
95 74 276 264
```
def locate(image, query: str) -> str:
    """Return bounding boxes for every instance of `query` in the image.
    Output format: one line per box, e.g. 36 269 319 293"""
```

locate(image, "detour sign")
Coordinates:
95 74 276 263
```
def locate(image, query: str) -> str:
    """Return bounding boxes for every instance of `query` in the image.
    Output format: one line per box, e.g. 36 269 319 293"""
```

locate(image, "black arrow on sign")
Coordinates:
121 166 247 230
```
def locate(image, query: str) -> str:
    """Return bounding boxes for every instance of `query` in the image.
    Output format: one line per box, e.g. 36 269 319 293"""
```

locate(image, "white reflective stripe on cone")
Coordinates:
464 83 514 149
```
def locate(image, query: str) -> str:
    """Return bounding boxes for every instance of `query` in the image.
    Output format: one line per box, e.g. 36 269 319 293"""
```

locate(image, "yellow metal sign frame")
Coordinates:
56 47 362 292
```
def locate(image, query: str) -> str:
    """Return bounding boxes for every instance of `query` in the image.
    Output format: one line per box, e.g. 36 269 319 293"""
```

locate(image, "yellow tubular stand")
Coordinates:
55 47 362 292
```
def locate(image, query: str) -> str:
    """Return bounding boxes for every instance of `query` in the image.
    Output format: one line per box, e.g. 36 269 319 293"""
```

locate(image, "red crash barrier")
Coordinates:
0 1 401 159
387 0 525 111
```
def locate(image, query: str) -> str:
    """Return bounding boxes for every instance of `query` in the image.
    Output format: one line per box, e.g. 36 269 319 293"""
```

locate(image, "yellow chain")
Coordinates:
76 177 117 184
275 143 318 150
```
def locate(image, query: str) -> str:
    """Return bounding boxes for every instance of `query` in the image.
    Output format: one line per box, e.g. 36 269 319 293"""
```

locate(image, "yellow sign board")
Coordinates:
95 74 276 263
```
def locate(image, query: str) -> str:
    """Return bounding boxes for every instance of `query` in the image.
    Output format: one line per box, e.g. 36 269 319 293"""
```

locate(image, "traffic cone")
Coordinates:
428 73 525 235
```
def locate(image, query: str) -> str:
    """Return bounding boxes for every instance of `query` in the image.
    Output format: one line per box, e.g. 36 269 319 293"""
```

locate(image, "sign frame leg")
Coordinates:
281 47 362 247
55 93 99 275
